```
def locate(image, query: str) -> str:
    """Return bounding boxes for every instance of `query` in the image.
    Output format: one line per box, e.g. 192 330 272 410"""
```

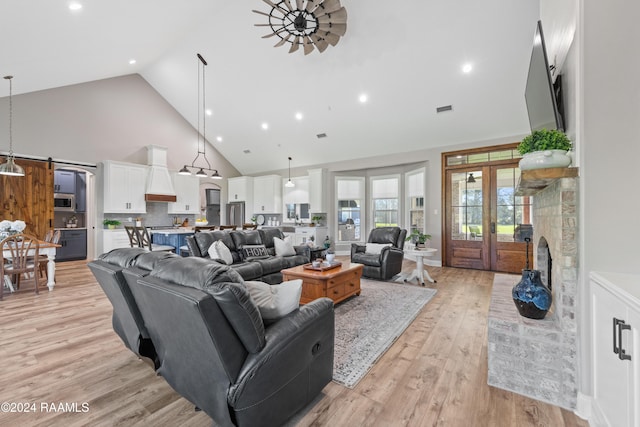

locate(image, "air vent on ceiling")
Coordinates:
316 133 327 139
243 149 251 154
436 105 453 113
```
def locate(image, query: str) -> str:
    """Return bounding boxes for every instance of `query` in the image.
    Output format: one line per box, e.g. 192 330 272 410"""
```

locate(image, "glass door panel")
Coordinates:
446 169 488 270
450 171 483 241
491 166 533 272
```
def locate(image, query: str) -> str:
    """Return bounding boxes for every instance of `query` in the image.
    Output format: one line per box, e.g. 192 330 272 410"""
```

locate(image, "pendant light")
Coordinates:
178 54 223 180
0 76 25 177
467 173 476 183
285 156 295 187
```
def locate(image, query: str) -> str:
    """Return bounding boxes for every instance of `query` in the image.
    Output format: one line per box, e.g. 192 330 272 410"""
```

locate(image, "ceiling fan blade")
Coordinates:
310 33 329 52
296 0 304 10
289 36 300 53
274 33 292 47
252 9 272 18
262 0 289 15
318 22 346 36
316 0 342 15
322 31 340 46
262 28 287 38
282 0 294 11
305 0 321 12
316 6 347 23
303 36 315 55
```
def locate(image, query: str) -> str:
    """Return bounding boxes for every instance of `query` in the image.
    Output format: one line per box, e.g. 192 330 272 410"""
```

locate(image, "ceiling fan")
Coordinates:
253 0 347 55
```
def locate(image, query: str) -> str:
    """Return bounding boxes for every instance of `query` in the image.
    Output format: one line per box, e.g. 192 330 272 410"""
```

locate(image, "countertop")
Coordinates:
55 227 87 231
149 227 195 234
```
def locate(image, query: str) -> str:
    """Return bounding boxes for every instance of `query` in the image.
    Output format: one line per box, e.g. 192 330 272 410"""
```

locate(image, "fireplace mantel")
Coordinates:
515 167 579 196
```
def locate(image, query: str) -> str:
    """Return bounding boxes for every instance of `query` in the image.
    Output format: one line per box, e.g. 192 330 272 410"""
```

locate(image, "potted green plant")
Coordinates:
517 128 573 170
405 229 432 248
103 219 121 229
311 215 323 226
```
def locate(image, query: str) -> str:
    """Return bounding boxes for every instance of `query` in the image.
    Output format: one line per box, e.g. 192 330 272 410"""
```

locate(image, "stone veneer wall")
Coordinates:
488 177 579 409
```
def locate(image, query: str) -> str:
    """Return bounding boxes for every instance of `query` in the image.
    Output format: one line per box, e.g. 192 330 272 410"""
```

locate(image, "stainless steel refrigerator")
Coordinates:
226 201 245 228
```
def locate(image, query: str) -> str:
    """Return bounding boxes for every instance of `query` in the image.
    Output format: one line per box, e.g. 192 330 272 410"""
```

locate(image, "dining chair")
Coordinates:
125 226 142 248
219 225 237 230
43 229 54 243
136 227 175 252
1 233 40 300
242 223 258 230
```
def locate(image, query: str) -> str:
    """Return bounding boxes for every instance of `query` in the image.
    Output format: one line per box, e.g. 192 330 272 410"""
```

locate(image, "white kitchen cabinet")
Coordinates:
102 229 131 253
591 272 640 427
228 176 253 203
283 176 310 205
168 173 200 214
253 175 282 214
103 161 148 213
308 168 327 213
294 226 328 246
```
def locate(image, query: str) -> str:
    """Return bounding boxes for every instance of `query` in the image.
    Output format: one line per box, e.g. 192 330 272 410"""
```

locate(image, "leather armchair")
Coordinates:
124 256 335 427
351 227 407 280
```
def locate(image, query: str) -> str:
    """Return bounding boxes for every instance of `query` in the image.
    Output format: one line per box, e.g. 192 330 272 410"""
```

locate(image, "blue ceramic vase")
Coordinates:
512 269 552 319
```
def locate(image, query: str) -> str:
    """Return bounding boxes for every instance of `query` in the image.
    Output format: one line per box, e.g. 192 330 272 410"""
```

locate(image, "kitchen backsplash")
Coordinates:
102 202 196 228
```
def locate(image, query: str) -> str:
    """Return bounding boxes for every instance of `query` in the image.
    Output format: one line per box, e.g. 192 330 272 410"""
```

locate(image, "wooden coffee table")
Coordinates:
282 262 363 304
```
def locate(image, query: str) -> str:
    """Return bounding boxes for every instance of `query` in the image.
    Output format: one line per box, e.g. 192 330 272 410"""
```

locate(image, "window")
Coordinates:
406 169 425 234
336 177 364 242
371 176 399 228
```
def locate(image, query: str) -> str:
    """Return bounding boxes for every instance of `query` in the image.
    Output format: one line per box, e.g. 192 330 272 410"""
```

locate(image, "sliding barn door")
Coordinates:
0 157 54 238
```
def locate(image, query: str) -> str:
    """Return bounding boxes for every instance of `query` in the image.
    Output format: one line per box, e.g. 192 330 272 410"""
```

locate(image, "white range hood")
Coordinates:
145 145 177 202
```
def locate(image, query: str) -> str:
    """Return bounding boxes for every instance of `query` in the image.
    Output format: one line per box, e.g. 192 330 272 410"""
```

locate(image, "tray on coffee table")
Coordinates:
302 261 342 271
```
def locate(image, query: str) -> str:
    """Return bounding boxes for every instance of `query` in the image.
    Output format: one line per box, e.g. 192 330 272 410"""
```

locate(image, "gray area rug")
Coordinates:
332 279 437 388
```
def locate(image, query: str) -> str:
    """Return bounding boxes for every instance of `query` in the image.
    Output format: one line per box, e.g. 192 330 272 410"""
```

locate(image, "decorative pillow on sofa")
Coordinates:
208 240 234 265
365 242 392 255
245 279 303 324
242 244 269 261
274 236 296 257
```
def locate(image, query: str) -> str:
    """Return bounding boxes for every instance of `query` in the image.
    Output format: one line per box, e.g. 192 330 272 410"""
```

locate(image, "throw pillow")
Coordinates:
241 244 269 260
208 240 234 265
365 242 392 255
245 279 303 324
274 236 296 257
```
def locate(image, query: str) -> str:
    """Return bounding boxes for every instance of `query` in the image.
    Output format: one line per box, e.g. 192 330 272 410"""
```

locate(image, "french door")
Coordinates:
444 163 532 273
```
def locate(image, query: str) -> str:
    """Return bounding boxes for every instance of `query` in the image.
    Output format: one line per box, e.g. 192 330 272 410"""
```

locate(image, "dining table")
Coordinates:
2 240 61 292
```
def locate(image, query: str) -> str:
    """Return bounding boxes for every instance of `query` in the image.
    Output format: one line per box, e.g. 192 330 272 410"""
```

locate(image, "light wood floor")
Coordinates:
0 257 590 427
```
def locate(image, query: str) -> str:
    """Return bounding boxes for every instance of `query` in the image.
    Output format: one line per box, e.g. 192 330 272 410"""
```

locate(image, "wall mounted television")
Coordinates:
525 20 565 132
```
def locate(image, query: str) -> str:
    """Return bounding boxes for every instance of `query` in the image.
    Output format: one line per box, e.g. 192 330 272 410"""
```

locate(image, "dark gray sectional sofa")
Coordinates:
88 248 334 427
186 228 310 284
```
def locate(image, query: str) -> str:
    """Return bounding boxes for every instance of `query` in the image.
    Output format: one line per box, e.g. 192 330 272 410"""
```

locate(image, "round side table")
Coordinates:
402 247 437 286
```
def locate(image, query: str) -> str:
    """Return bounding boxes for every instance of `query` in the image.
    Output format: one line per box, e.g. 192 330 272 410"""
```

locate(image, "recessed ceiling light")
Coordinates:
128 59 137 65
462 63 473 73
261 122 269 130
359 93 368 103
295 112 303 121
216 136 223 142
206 109 213 116
68 2 82 11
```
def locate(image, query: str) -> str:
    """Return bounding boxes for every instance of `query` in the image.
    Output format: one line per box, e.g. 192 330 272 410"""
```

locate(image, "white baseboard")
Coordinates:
574 392 592 422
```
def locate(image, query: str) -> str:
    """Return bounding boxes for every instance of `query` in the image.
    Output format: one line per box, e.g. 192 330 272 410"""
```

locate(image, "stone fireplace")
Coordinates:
487 176 579 409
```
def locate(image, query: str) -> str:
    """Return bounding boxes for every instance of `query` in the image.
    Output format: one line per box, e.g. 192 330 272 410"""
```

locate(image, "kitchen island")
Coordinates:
150 228 195 255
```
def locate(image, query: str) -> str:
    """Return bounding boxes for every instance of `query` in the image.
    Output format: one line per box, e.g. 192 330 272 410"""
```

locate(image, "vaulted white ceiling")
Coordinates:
1 0 540 175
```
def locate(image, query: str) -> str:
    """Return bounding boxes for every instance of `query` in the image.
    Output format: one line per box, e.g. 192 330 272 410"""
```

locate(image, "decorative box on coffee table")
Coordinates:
282 261 363 304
